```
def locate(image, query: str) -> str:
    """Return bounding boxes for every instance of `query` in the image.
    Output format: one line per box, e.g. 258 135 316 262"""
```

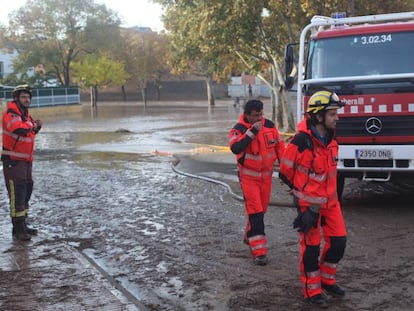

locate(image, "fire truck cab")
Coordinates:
285 12 414 197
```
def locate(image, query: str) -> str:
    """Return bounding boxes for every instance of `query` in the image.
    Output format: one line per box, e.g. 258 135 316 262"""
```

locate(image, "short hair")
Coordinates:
244 99 263 115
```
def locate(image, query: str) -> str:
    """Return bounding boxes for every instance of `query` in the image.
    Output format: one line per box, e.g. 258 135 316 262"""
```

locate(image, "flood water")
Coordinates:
38 102 240 153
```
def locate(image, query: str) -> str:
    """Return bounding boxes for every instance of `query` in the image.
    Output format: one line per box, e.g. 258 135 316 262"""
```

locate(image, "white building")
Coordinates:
0 48 60 86
0 48 18 78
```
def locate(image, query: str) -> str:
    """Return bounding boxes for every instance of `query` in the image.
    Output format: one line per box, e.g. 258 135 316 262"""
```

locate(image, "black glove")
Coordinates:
293 213 303 231
293 205 320 233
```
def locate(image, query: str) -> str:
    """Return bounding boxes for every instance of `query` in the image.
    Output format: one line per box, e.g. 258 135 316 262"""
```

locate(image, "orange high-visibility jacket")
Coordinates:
279 119 339 208
229 115 285 179
2 101 36 162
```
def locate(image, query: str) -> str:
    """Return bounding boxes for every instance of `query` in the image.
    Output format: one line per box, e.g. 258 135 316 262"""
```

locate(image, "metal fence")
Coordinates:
0 87 80 107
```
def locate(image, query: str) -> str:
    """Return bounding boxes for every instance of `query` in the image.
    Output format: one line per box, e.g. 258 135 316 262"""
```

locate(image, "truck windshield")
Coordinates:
307 31 414 79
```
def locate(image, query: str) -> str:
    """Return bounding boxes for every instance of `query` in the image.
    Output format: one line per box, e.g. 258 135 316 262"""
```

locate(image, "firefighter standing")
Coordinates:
229 99 285 265
279 90 347 306
2 84 42 241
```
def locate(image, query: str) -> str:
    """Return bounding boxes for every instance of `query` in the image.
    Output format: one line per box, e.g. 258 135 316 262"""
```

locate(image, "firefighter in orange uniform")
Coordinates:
279 90 347 306
2 84 42 241
229 99 285 265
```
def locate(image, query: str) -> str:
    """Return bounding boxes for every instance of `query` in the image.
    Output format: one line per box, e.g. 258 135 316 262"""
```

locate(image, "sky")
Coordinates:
0 0 164 31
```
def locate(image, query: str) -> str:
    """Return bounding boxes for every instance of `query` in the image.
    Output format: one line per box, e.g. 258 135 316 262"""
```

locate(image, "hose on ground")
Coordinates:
171 156 295 208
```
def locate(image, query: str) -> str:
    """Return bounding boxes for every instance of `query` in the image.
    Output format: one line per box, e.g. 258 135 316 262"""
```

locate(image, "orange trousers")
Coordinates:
240 176 272 258
298 202 347 298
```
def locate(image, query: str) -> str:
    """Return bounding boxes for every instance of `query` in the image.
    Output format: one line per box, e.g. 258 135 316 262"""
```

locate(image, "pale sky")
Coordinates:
0 0 164 31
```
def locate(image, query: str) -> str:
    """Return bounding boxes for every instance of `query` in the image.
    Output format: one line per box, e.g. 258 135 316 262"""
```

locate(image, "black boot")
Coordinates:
13 218 38 236
322 283 345 297
12 217 31 241
305 294 329 308
254 255 268 266
24 216 38 236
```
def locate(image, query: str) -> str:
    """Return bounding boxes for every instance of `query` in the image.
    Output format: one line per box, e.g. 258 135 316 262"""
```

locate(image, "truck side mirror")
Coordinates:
285 44 295 89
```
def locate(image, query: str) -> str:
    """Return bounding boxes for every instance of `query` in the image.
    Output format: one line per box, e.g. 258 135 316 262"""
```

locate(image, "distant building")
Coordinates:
129 26 153 32
0 48 18 79
0 48 59 86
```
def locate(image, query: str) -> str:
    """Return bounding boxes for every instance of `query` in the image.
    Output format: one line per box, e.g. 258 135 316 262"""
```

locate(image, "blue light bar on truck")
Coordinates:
331 12 346 19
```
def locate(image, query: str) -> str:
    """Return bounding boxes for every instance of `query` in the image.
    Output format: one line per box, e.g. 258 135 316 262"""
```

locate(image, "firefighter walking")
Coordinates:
2 84 42 241
229 99 285 265
279 90 347 306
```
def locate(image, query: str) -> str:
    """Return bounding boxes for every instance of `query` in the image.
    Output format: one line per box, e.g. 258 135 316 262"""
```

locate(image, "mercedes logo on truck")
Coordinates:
365 117 382 134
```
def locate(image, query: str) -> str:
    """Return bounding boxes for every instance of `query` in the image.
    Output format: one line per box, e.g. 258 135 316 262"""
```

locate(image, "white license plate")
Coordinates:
356 149 393 159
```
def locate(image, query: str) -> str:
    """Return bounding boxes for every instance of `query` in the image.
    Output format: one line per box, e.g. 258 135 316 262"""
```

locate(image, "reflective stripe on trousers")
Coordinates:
248 235 267 258
320 261 338 285
301 270 322 298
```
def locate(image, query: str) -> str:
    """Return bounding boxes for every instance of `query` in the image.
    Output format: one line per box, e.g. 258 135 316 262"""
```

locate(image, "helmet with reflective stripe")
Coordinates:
306 90 345 114
12 84 32 99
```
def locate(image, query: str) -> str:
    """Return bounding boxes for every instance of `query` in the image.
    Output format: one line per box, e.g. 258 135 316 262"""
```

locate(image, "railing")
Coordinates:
0 87 80 107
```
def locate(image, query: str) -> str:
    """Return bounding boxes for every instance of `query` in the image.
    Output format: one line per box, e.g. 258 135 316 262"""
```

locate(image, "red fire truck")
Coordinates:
285 12 414 197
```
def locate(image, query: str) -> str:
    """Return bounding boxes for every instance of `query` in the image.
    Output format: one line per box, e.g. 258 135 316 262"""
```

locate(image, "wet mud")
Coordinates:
1 101 414 310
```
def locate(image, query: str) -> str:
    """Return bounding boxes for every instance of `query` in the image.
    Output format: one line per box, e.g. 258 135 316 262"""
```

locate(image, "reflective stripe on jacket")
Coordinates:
2 101 36 162
279 119 339 208
229 115 285 179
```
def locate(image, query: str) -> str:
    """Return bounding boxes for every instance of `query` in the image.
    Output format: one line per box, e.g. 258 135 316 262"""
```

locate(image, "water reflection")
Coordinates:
38 102 242 154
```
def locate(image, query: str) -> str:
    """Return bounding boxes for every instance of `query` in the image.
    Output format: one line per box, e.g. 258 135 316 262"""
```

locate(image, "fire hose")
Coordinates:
171 155 295 208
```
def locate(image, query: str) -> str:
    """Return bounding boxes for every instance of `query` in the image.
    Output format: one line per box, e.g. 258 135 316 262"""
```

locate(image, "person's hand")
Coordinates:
35 119 43 129
252 120 262 131
33 119 42 133
293 205 320 233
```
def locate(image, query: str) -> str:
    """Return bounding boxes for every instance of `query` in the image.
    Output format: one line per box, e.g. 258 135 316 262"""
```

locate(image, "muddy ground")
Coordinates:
1 101 414 310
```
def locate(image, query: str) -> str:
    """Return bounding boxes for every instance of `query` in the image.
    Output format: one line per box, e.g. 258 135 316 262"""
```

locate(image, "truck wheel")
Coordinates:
337 174 345 202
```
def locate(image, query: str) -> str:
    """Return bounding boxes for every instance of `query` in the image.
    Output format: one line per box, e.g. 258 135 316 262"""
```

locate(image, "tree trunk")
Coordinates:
269 66 279 126
206 76 215 106
142 87 147 107
89 86 98 118
274 59 296 132
270 87 276 121
94 86 98 104
243 57 296 132
121 85 127 101
155 75 162 101
139 79 147 107
269 67 296 132
282 89 296 132
156 85 161 101
90 86 97 109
